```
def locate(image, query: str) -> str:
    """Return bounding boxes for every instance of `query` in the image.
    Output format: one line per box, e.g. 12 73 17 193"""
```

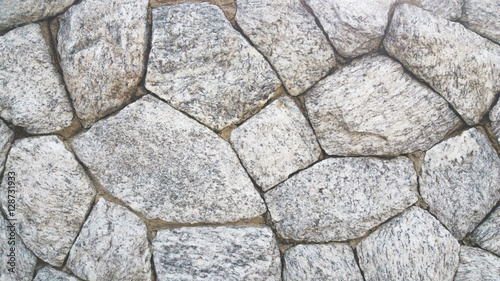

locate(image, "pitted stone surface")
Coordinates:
454 246 500 281
491 101 500 142
0 120 14 172
472 207 500 256
416 0 463 20
33 266 80 281
461 0 500 44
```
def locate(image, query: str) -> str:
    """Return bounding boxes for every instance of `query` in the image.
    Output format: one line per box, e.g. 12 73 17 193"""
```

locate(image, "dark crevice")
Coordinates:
352 247 367 281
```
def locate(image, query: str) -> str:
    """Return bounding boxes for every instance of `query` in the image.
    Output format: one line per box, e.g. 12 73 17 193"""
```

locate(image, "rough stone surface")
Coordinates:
153 226 281 281
416 0 463 20
357 207 460 281
472 207 500 256
235 0 335 95
0 136 96 266
454 246 500 281
33 267 80 281
58 0 149 127
420 128 500 239
145 3 281 130
67 199 151 281
305 55 459 156
265 157 418 242
491 101 500 143
0 120 14 172
0 24 74 134
461 0 500 44
384 4 500 125
72 95 266 223
283 244 363 281
231 97 321 191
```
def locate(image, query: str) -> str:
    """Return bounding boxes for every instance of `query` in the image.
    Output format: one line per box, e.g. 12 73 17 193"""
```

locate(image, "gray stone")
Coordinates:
265 157 418 242
357 207 460 281
384 4 500 125
455 246 500 281
0 24 74 134
67 199 151 281
153 226 281 281
0 120 14 173
471 206 500 256
461 0 500 44
416 0 464 20
34 266 80 281
491 101 500 143
420 128 500 239
0 136 95 266
72 95 266 224
305 55 459 156
58 0 149 127
230 97 321 191
235 0 336 95
145 3 281 131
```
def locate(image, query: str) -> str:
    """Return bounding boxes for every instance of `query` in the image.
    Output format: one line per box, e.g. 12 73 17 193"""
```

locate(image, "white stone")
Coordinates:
0 120 14 173
461 0 500 44
455 246 500 281
491 101 500 143
33 267 80 281
471 206 500 256
416 0 464 20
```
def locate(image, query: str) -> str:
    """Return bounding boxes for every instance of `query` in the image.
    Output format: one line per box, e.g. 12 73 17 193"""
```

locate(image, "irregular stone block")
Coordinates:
416 0 463 20
471 206 500 256
491 101 500 143
461 0 500 44
33 266 80 281
454 246 500 281
0 120 14 173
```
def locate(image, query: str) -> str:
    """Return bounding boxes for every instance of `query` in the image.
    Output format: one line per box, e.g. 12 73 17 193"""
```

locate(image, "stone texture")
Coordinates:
455 246 500 281
357 207 460 281
34 267 80 281
0 120 14 173
231 97 321 190
235 0 335 95
384 4 500 125
416 0 463 20
265 157 418 242
67 199 151 281
58 0 149 127
491 100 500 143
153 226 281 280
472 207 500 256
461 0 500 44
72 95 265 223
145 3 281 130
305 55 459 156
0 136 96 266
0 24 74 134
420 128 500 239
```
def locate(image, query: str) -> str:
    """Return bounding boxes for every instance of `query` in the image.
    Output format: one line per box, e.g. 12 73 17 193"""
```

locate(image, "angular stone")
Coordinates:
153 226 281 280
0 24 74 134
491 101 500 143
455 246 500 281
0 136 95 266
235 0 335 95
305 55 459 156
265 157 418 242
357 207 460 281
58 0 149 127
33 267 80 281
416 0 463 20
145 3 281 130
420 128 500 239
72 95 265 223
461 0 500 44
472 207 500 256
231 97 321 191
0 120 14 173
67 199 151 281
384 4 500 125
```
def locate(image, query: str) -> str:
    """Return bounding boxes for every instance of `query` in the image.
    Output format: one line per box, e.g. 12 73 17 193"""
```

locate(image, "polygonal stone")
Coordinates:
454 246 500 281
416 0 464 20
491 101 500 143
33 267 80 281
471 206 500 256
461 0 500 44
0 120 14 173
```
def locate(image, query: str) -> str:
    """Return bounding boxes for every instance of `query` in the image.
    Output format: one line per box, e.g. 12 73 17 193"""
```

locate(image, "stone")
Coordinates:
58 0 149 127
491 100 500 143
72 95 266 223
305 55 459 156
67 199 151 281
384 4 500 125
420 128 500 239
153 226 281 280
33 267 80 281
283 244 363 281
145 2 281 130
265 157 418 242
0 120 14 173
471 206 500 256
454 246 500 281
416 0 463 20
235 0 336 95
0 24 74 134
0 136 96 266
461 0 500 44
230 97 321 191
357 207 460 281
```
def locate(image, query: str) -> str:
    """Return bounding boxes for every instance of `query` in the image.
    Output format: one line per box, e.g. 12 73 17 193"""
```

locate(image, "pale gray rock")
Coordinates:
145 3 281 130
0 120 14 172
58 0 149 127
420 128 500 239
72 95 266 223
455 246 500 281
472 207 500 256
461 0 500 44
67 199 151 281
357 207 460 281
384 4 500 125
305 55 459 156
0 24 74 134
231 97 321 191
153 226 281 281
265 157 418 242
415 0 464 20
34 266 80 281
491 100 500 143
0 136 96 266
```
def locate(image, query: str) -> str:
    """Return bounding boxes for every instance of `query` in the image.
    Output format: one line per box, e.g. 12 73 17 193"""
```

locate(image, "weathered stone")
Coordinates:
455 246 500 281
67 199 151 281
58 0 149 127
420 128 500 239
305 55 459 156
283 244 363 281
0 24 74 134
231 97 321 190
235 0 335 95
145 3 281 130
384 4 500 125
461 0 500 44
415 0 463 20
0 136 95 266
471 206 500 256
0 120 14 173
72 95 265 223
153 226 281 280
33 267 80 281
357 207 460 281
491 101 500 143
265 157 418 242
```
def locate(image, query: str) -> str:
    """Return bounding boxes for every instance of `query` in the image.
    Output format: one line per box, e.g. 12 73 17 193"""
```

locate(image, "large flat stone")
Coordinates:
33 267 80 281
416 0 463 20
461 0 500 44
454 246 500 281
0 120 14 173
471 206 500 256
